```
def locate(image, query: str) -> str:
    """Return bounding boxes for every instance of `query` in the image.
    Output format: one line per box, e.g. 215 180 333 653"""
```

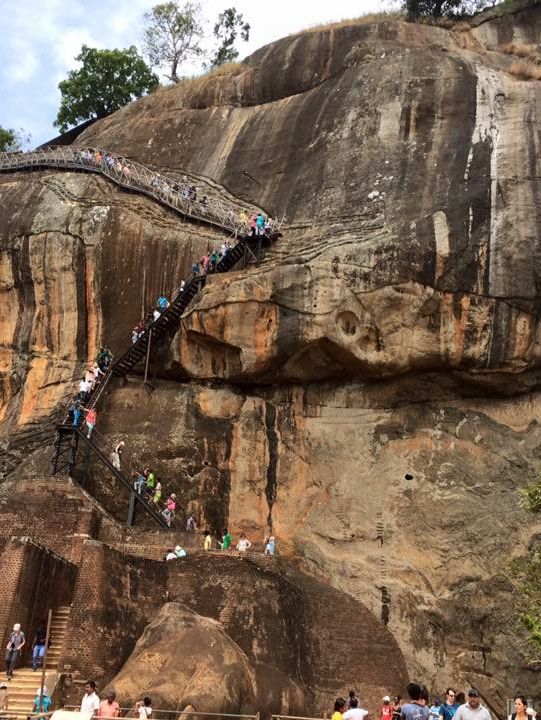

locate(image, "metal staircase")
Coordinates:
53 427 170 528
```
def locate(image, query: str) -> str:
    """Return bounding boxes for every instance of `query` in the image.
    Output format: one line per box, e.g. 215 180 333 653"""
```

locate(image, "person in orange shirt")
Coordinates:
98 690 120 718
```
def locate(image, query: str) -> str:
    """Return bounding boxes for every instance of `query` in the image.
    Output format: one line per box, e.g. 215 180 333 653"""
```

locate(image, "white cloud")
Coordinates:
1 0 389 146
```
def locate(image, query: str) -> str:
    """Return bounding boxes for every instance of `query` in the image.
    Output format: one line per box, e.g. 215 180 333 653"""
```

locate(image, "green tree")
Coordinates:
404 0 492 19
209 7 250 69
54 45 159 132
0 126 30 152
143 1 204 83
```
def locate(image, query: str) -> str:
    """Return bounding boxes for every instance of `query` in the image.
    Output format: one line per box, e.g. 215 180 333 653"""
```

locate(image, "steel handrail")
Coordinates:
0 147 286 236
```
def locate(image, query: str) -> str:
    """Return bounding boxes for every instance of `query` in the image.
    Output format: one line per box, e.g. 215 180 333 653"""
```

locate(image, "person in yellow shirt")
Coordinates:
203 530 212 550
333 698 347 720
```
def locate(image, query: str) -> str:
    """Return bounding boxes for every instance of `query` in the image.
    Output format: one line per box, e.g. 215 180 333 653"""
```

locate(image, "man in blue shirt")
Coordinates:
440 689 459 720
401 683 430 720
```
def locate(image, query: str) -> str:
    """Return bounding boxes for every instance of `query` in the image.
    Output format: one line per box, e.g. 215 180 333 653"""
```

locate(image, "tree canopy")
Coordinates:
209 7 250 69
143 1 204 83
55 45 159 132
404 0 494 19
0 127 30 152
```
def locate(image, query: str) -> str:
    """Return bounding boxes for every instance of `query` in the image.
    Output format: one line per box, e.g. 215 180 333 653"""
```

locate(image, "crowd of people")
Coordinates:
80 681 152 719
71 147 281 238
66 348 113 436
163 527 276 559
332 684 536 720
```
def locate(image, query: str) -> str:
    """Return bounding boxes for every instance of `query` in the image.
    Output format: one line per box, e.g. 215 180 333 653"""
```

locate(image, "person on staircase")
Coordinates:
256 212 266 236
152 481 162 506
156 294 170 313
162 494 176 526
111 441 125 471
264 536 276 555
144 469 156 499
186 514 197 533
203 530 212 550
31 625 47 671
83 407 98 439
78 377 91 404
5 623 25 679
80 681 100 714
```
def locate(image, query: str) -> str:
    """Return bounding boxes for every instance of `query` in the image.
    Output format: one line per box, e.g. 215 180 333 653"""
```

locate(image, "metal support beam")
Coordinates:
143 328 152 385
127 491 137 526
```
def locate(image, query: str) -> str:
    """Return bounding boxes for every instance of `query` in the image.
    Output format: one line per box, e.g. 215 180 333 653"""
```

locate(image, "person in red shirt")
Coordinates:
381 696 395 720
84 407 97 439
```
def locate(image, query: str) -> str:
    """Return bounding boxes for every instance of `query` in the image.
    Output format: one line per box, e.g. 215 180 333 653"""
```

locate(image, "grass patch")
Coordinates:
297 10 405 35
500 41 539 58
509 59 541 80
148 62 246 97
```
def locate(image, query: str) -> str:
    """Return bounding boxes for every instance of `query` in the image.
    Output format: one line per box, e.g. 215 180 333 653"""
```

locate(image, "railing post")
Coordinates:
127 491 137 527
39 608 53 705
144 329 152 385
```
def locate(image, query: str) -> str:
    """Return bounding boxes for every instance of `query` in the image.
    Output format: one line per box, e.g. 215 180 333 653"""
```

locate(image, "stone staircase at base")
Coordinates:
7 606 70 715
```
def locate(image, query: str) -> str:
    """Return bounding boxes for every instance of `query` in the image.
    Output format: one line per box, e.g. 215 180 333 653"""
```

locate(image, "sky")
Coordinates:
0 0 391 148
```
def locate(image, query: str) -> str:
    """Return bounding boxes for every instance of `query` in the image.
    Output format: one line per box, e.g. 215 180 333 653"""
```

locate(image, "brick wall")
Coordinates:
167 551 408 712
0 537 77 666
0 477 123 561
167 551 308 684
60 539 167 699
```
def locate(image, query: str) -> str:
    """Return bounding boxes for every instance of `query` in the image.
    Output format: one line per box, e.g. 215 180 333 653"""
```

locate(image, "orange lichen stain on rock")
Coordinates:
509 312 535 368
228 397 270 534
195 387 244 418
18 356 67 425
28 234 80 359
0 250 19 353
84 248 100 364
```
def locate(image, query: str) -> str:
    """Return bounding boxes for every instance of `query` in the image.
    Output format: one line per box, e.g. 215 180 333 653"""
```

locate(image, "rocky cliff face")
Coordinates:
2 0 541 712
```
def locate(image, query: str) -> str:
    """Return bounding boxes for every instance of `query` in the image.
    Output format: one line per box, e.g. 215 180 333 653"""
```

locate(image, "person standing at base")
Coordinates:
0 682 9 710
381 696 395 720
98 690 120 717
203 530 212 550
343 697 369 720
440 689 459 720
220 528 232 549
332 698 347 720
80 680 100 714
236 533 252 551
508 695 537 720
5 623 25 679
401 683 430 720
136 696 152 720
453 690 491 720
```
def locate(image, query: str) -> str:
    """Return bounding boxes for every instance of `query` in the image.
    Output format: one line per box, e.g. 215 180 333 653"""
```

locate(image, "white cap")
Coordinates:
383 697 391 703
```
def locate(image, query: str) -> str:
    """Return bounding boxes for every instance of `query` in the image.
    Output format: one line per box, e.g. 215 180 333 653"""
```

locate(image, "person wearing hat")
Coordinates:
174 545 187 559
453 690 491 720
32 686 52 718
0 682 9 711
381 696 395 720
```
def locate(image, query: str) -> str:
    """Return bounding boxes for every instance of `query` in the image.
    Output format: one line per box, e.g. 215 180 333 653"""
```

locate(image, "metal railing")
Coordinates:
64 708 259 720
0 146 285 237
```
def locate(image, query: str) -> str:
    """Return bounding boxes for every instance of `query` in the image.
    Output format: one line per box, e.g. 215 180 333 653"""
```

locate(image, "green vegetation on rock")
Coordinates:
55 45 159 132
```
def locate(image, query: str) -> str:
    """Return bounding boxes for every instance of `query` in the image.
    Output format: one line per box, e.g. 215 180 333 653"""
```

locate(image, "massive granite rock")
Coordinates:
104 603 258 713
2 0 541 712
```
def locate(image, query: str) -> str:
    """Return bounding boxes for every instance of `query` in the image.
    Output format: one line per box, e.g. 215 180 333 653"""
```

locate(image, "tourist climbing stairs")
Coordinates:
7 606 70 716
66 428 170 529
